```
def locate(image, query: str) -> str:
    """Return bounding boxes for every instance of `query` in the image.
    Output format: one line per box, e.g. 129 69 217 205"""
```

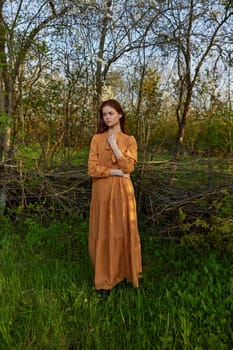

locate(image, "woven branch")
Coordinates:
1 159 232 239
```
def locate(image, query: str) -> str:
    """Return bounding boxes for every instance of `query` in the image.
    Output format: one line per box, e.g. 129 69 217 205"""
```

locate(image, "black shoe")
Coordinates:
98 289 110 299
124 280 133 288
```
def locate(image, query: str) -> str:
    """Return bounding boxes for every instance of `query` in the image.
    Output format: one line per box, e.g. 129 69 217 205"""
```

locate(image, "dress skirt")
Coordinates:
89 175 142 290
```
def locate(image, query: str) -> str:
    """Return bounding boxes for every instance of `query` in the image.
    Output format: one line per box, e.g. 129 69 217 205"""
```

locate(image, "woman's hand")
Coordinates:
110 169 130 178
108 134 117 147
122 173 130 179
108 134 123 159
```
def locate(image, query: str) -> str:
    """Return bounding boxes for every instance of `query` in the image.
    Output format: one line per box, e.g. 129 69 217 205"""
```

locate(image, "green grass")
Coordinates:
15 144 89 168
0 217 232 350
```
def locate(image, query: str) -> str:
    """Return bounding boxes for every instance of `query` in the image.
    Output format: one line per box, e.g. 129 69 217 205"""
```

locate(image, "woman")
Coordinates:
88 99 142 298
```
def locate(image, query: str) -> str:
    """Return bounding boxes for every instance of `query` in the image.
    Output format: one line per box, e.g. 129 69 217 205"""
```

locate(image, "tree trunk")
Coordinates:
93 0 112 126
173 88 192 160
174 123 186 160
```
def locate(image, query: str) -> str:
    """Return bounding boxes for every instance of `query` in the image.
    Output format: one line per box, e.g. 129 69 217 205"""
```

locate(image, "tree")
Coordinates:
156 0 233 159
0 0 70 213
68 0 167 126
0 0 69 162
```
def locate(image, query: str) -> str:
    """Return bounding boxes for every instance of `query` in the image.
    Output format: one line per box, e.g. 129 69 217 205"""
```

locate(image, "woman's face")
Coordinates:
102 105 122 129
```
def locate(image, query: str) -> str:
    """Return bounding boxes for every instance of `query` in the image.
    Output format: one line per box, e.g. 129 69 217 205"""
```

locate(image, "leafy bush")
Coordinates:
180 190 233 252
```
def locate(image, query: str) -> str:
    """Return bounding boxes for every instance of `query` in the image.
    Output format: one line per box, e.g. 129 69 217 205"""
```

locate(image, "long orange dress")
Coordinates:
88 131 142 290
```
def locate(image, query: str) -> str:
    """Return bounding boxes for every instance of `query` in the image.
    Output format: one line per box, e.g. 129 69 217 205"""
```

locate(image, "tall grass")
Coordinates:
0 217 232 350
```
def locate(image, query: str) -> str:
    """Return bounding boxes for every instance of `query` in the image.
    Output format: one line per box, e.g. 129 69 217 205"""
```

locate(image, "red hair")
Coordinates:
97 99 126 134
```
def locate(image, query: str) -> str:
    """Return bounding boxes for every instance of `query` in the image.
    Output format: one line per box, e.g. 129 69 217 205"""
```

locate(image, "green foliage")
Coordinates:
209 190 233 252
0 215 14 239
180 190 233 252
21 216 88 260
149 116 177 156
0 113 8 127
185 106 233 156
15 144 41 160
0 219 232 349
71 148 89 165
15 144 89 168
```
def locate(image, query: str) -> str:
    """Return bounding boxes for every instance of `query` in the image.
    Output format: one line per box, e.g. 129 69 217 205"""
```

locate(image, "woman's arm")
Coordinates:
88 136 110 178
88 136 129 178
108 134 137 174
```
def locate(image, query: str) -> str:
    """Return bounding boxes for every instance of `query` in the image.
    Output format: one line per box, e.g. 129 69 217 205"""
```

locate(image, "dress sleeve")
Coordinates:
117 136 137 174
88 135 110 178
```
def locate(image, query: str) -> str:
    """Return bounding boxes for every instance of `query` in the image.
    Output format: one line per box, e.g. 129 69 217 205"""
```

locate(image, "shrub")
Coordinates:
180 190 233 252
